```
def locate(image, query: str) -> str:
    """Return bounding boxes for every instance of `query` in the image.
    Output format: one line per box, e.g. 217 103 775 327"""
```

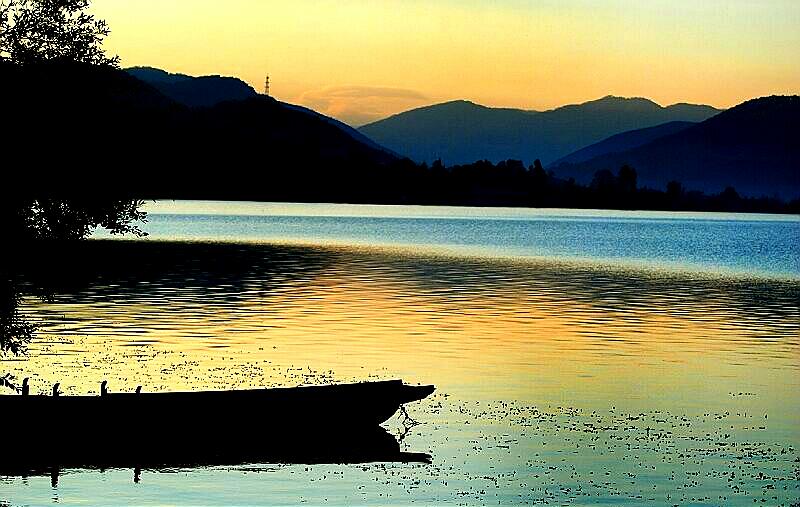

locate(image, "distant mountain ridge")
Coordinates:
279 102 400 157
550 121 697 167
359 96 720 165
3 61 398 199
126 66 258 108
554 95 800 198
2 62 795 210
126 66 395 156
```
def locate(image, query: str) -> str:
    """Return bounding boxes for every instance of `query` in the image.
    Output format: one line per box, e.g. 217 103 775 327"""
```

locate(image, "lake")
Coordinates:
2 202 799 506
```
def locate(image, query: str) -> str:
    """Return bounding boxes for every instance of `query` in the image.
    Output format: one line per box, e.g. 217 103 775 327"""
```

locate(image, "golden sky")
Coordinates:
92 0 800 126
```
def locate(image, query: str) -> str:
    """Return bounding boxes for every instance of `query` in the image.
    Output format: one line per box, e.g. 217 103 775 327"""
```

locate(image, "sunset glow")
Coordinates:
92 0 800 125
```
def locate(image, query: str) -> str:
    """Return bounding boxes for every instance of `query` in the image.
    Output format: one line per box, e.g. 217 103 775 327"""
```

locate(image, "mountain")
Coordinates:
126 66 258 108
2 61 398 200
280 102 400 157
359 96 720 165
126 66 395 156
553 96 800 198
550 121 696 167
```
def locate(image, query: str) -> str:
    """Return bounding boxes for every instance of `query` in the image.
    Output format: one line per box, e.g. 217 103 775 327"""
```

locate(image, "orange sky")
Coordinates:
92 0 800 126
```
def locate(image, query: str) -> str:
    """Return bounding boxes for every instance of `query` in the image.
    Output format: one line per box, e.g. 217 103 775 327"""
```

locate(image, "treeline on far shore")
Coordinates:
4 62 795 215
6 156 798 215
153 158 799 215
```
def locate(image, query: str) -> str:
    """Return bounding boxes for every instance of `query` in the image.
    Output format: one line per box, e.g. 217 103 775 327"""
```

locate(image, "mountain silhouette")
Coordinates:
2 61 397 199
280 102 400 157
4 62 795 207
550 121 696 167
359 96 720 165
126 66 258 108
126 66 395 156
553 96 800 198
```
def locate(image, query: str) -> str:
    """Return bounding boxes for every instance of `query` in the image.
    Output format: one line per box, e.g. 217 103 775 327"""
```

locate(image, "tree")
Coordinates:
666 180 684 199
4 198 148 241
530 159 547 182
0 199 147 357
0 279 34 355
0 0 119 67
530 159 548 195
0 0 143 353
617 165 637 193
590 169 616 193
0 2 142 360
718 186 741 211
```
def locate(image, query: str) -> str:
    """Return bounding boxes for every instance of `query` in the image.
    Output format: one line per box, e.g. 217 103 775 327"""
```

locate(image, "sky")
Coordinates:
92 0 800 126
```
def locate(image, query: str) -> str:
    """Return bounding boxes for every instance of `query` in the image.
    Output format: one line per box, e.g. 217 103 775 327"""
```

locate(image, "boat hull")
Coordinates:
0 380 435 474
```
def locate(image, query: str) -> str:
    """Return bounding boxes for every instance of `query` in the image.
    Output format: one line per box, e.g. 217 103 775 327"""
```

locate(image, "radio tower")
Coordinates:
264 75 270 96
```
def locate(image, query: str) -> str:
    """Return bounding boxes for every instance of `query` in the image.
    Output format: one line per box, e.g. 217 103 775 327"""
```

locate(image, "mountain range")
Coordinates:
358 97 721 166
2 61 397 200
549 121 697 167
125 66 394 156
3 63 797 202
553 96 800 198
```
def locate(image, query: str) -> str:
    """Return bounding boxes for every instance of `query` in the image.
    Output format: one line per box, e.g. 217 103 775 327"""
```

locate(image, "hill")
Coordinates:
359 96 720 165
126 67 394 156
3 62 795 208
553 96 800 198
126 66 258 108
550 121 696 166
1 61 398 200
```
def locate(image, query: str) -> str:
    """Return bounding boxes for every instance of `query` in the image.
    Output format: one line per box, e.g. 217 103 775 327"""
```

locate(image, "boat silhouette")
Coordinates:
0 379 435 477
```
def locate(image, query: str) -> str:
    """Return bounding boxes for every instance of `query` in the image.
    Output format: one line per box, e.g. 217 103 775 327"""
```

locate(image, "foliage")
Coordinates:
353 158 797 214
0 0 118 66
0 199 147 355
0 278 35 355
10 198 148 240
0 1 145 357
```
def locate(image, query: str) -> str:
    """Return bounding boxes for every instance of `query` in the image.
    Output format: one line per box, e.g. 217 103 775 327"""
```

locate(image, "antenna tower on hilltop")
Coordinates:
264 75 270 96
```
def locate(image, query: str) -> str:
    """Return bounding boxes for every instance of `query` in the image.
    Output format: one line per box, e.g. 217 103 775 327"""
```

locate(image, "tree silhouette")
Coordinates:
3 198 148 241
666 180 684 198
529 159 548 203
618 165 637 194
0 199 148 356
0 0 118 66
0 278 34 355
590 169 616 193
0 2 143 356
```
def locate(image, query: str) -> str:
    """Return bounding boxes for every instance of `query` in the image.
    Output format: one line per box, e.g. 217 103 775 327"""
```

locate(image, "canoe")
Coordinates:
0 379 435 475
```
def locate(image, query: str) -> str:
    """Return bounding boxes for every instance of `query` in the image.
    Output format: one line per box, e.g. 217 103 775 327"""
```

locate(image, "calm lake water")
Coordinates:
2 202 799 506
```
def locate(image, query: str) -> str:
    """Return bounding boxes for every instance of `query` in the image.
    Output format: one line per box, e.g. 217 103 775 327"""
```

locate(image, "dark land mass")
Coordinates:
126 66 395 155
1 61 797 212
2 61 398 203
552 96 800 199
550 121 697 166
359 97 719 165
125 66 258 108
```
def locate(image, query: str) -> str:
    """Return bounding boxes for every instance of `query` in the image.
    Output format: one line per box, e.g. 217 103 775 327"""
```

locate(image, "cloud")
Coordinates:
297 86 429 127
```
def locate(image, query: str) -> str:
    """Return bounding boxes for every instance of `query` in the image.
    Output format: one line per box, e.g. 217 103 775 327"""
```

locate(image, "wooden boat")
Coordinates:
0 379 435 475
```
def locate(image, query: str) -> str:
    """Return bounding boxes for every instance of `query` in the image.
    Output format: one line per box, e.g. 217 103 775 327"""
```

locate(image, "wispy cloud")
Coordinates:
297 86 429 126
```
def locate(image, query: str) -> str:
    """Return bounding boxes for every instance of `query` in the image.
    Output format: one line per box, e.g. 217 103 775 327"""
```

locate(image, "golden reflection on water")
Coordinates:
5 240 797 429
4 239 800 505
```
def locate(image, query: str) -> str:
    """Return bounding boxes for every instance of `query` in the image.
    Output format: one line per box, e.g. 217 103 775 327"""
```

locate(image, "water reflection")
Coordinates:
2 239 799 505
1 426 430 482
5 240 799 396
